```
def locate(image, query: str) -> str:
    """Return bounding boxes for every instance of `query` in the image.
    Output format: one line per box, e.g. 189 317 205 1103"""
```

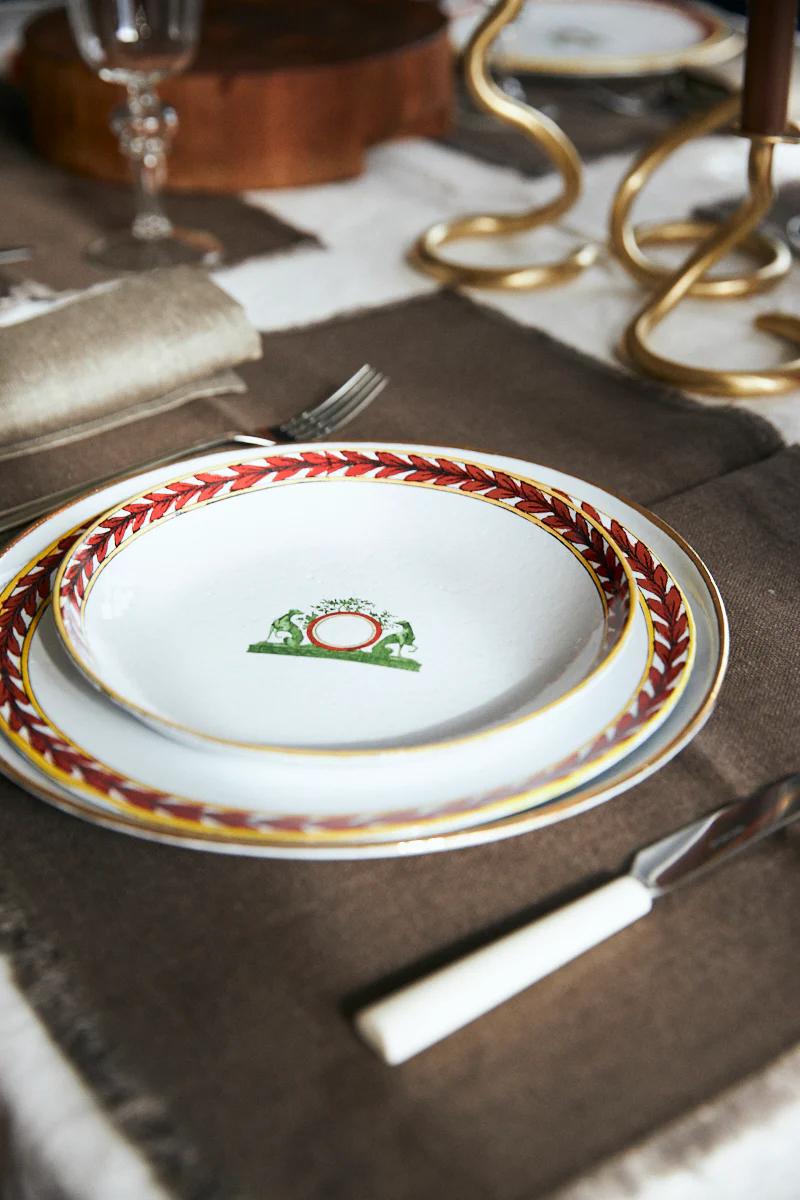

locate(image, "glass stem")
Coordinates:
112 83 177 243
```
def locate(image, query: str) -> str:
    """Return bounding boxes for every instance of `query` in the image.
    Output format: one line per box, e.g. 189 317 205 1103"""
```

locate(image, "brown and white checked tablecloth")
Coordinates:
0 26 799 1200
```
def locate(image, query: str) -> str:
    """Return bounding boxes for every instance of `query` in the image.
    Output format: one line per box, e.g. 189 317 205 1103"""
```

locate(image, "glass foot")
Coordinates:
87 227 222 272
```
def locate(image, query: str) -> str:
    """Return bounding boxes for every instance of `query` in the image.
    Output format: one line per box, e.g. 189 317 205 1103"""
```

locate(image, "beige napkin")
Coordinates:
0 267 262 461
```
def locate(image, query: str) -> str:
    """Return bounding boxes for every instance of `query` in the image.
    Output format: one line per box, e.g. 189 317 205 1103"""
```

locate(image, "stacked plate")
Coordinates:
0 442 727 859
447 0 741 79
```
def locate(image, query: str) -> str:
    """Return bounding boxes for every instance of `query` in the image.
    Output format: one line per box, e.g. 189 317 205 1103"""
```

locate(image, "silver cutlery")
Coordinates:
0 363 387 536
356 773 800 1064
0 246 33 267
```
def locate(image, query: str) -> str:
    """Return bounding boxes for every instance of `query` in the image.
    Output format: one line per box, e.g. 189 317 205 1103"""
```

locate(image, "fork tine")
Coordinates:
277 365 375 440
300 370 384 436
281 368 386 441
313 374 388 438
279 368 379 440
293 364 374 426
301 371 386 439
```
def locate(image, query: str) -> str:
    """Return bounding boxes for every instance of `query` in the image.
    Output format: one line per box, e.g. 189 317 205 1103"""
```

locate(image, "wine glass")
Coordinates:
66 0 221 271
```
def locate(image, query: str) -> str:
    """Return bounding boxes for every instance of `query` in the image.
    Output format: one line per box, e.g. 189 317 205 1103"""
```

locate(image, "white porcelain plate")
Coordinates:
0 444 705 849
54 449 636 757
448 0 740 78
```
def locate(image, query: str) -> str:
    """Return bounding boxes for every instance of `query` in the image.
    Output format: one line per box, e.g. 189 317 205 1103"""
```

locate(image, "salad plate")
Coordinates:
447 0 741 78
0 445 704 848
54 449 636 758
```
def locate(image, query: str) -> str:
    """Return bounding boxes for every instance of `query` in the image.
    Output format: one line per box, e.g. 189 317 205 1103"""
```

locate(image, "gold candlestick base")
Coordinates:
620 137 800 398
408 0 598 291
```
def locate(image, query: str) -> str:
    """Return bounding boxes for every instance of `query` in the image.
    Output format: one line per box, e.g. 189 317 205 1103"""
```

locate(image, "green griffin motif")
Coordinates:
370 620 417 662
267 609 305 648
248 602 421 672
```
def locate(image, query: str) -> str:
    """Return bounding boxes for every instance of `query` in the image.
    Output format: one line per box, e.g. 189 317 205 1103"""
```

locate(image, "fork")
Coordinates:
0 364 388 536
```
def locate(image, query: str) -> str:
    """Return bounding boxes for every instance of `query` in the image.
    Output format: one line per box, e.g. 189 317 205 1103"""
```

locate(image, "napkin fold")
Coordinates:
0 267 262 461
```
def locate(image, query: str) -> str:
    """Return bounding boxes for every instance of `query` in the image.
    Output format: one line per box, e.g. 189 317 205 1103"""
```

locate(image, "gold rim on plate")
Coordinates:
53 449 638 759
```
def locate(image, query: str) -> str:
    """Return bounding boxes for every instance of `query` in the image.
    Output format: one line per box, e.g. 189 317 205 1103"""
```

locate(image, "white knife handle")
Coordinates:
355 875 652 1065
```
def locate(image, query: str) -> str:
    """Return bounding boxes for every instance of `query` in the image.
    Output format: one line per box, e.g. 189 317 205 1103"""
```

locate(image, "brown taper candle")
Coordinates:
741 0 798 136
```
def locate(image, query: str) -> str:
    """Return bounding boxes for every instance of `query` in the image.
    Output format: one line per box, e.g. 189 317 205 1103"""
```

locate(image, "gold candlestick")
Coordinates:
615 0 800 398
610 94 791 299
408 0 598 291
621 135 800 397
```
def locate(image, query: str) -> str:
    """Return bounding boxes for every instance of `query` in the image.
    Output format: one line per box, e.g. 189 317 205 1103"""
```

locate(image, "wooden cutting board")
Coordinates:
19 0 453 191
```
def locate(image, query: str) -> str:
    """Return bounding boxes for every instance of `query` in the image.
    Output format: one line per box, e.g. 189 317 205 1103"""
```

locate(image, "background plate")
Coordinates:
447 0 741 79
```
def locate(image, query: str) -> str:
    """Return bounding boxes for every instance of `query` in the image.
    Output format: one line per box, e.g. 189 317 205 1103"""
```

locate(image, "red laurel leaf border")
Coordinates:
0 455 692 838
59 452 630 630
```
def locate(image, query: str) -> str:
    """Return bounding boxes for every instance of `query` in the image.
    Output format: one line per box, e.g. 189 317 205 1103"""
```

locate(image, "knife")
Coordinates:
355 774 800 1065
0 246 33 266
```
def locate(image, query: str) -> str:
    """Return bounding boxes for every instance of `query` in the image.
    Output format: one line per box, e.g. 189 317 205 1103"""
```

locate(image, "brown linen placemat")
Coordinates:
0 292 777 518
233 293 781 503
0 293 797 1200
0 82 314 293
0 292 781 517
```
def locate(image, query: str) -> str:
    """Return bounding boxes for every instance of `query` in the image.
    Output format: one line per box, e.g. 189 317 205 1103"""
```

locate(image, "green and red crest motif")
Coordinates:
248 599 421 672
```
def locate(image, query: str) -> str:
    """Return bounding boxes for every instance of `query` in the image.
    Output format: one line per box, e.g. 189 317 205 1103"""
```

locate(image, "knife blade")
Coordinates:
632 772 800 895
0 246 33 266
356 774 800 1064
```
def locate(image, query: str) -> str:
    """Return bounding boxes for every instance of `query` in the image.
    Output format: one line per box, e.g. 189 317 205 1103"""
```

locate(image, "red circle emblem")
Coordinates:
306 611 383 652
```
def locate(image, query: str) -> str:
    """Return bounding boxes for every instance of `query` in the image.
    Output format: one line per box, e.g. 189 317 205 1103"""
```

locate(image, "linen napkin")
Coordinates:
0 266 262 460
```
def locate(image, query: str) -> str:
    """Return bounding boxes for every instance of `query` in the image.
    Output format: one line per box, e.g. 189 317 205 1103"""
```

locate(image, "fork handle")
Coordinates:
0 432 276 538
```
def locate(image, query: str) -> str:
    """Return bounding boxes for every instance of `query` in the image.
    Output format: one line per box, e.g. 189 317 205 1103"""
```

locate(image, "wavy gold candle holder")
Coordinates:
621 134 800 397
408 0 598 291
612 92 799 397
610 94 791 299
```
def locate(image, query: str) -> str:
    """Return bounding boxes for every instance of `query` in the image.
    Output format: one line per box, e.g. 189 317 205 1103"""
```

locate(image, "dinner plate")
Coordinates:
54 449 636 757
4 447 687 834
0 445 705 848
447 0 741 78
